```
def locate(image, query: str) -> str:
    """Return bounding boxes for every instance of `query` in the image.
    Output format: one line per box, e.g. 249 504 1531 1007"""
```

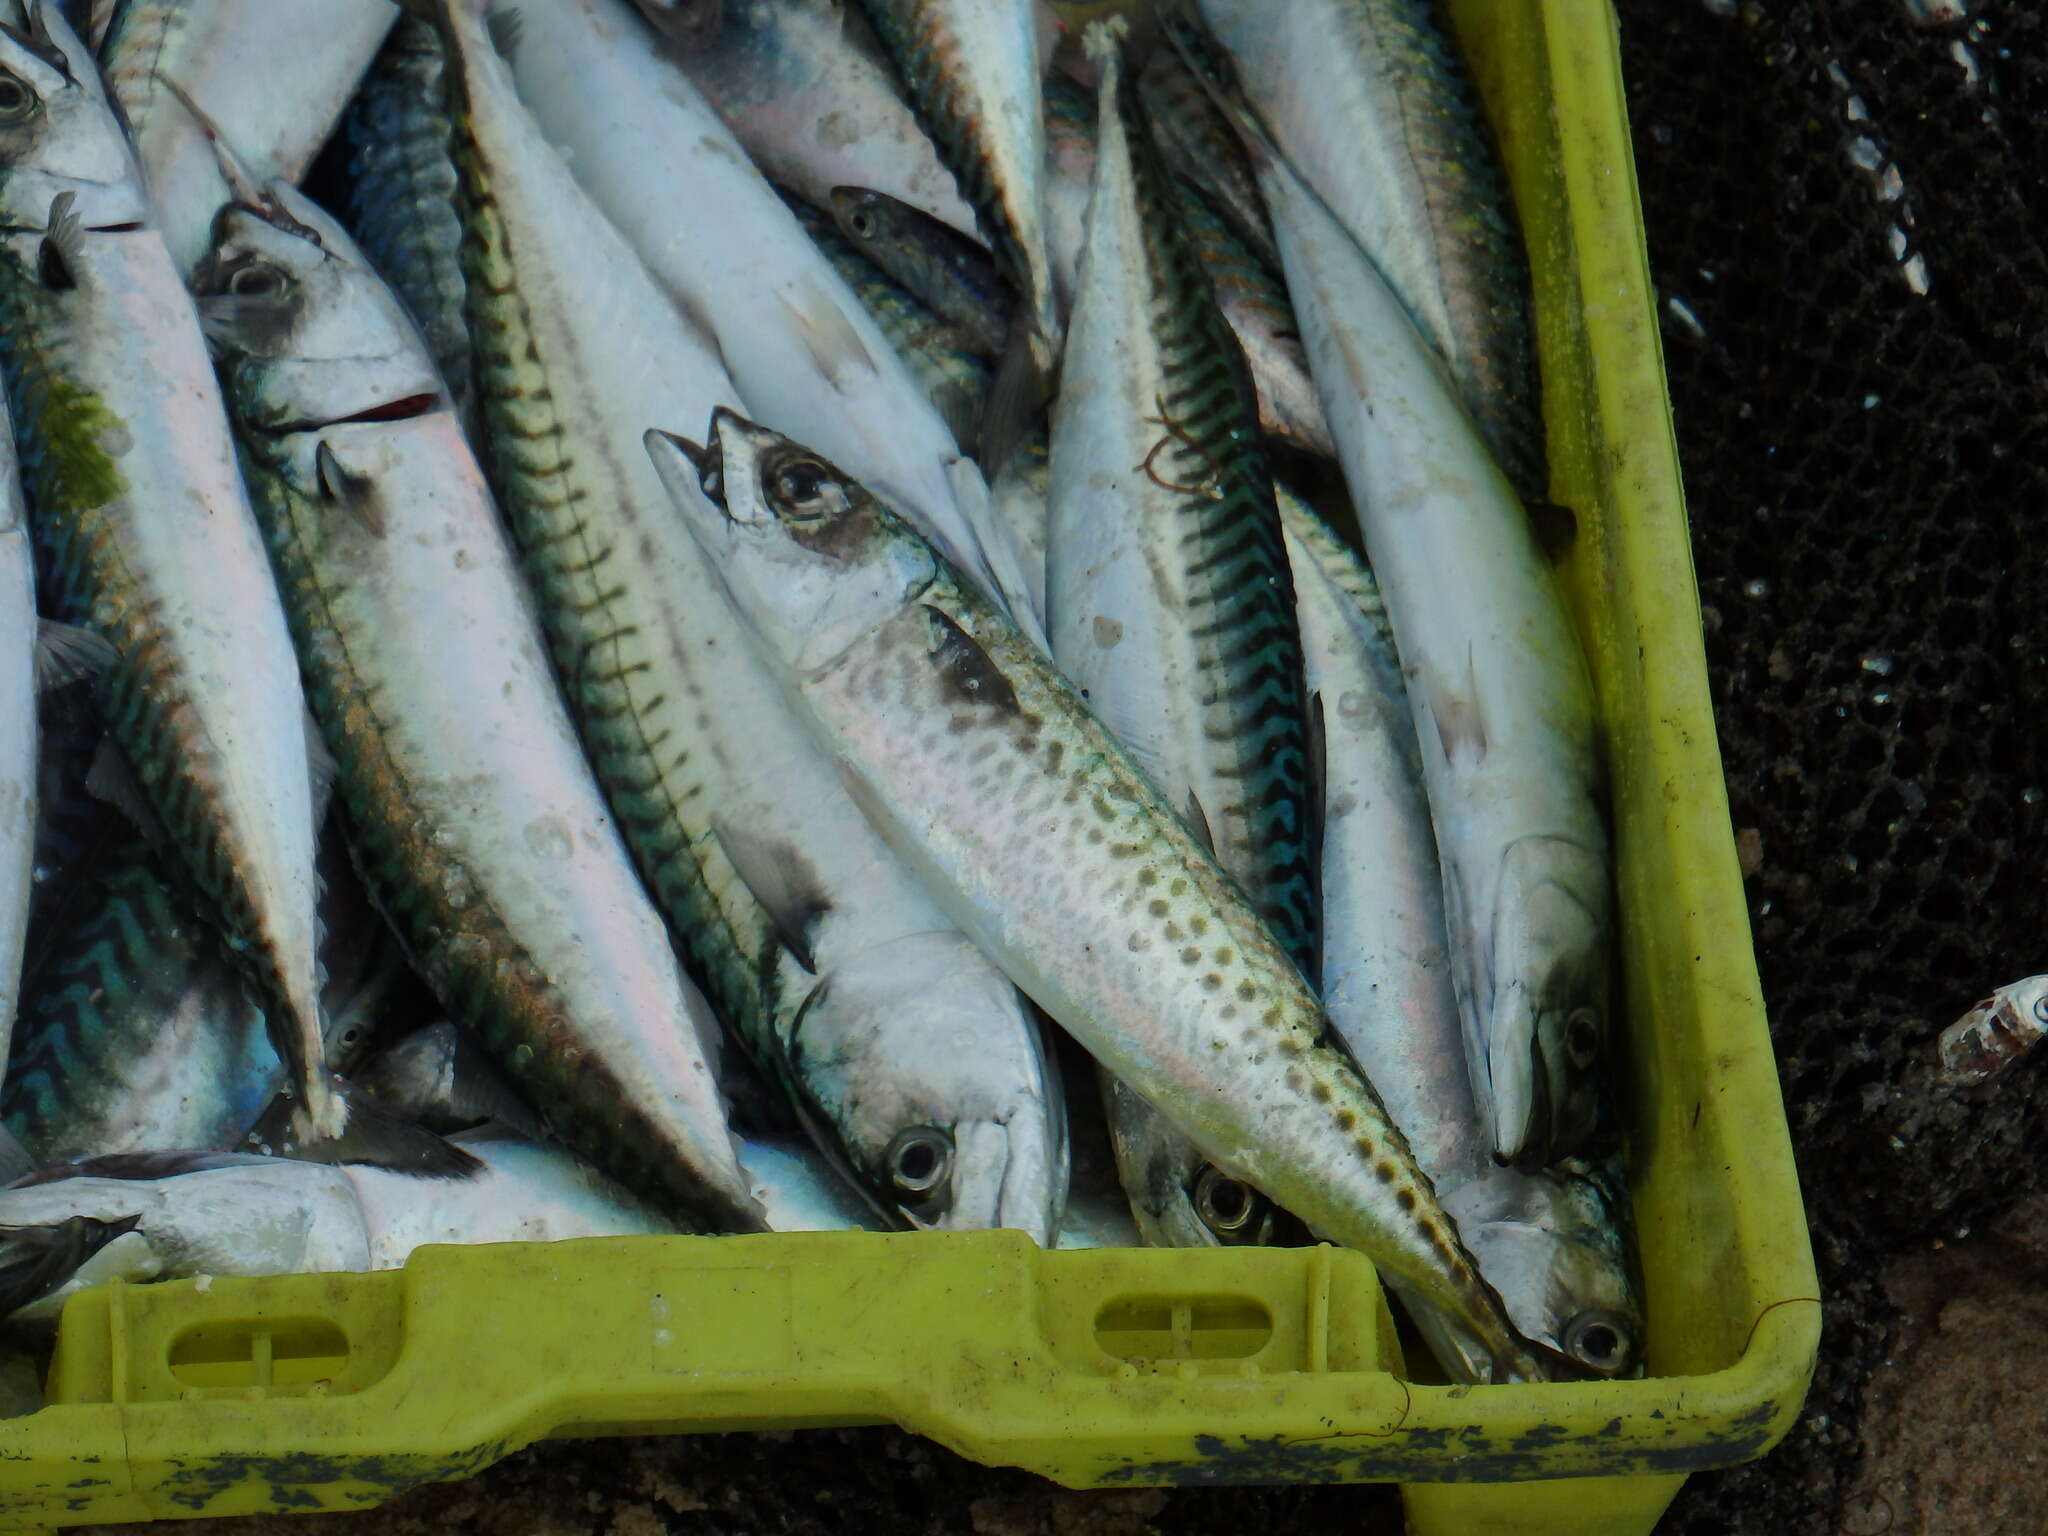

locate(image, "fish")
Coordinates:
1047 27 1316 1253
1245 91 1613 1170
1282 493 1638 1379
1099 1072 1289 1248
342 15 473 430
782 189 990 450
438 2 1066 1241
629 0 980 243
1172 0 1545 499
0 4 412 1167
0 1132 673 1323
1040 69 1333 461
486 0 1042 644
650 407 1545 1383
197 177 761 1231
98 0 397 274
0 391 30 1081
4 832 410 1165
853 0 1062 417
828 185 1012 360
0 1212 137 1318
1135 40 1280 275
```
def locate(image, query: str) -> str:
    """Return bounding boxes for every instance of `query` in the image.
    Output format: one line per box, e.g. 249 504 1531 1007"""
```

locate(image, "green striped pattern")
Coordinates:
1109 63 1320 985
449 116 789 1080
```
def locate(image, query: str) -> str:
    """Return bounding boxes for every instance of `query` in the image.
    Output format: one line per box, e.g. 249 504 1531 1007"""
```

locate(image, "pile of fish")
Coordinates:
0 0 1641 1388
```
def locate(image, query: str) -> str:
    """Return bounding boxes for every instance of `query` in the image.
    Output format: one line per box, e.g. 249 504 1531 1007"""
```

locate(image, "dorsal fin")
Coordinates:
1183 789 1215 855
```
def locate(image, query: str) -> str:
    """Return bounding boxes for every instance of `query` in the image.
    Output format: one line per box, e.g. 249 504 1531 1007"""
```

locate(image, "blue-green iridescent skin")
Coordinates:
343 16 472 424
1055 49 1318 984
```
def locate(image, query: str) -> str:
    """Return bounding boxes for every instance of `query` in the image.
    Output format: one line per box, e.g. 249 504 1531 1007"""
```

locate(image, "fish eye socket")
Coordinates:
1564 1007 1600 1067
886 1125 952 1198
0 70 38 124
848 208 877 240
769 456 844 518
1565 1313 1631 1373
1193 1166 1258 1236
2032 993 2048 1026
225 262 289 299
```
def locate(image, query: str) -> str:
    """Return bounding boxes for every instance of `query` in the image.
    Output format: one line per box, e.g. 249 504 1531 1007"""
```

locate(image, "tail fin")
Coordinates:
249 1078 485 1178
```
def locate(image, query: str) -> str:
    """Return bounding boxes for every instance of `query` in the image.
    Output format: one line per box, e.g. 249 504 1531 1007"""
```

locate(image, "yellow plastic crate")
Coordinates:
0 1 1821 1531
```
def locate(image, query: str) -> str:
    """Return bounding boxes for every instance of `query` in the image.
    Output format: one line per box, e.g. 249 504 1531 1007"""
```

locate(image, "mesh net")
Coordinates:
1618 1 2048 1527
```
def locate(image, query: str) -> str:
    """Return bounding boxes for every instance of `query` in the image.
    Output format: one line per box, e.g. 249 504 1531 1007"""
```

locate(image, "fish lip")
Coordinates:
650 427 723 508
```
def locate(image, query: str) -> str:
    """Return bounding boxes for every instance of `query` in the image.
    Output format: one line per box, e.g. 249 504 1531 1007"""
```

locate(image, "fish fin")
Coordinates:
84 736 175 854
486 5 522 61
929 377 986 455
1418 650 1488 768
0 1213 139 1319
1183 789 1215 855
302 706 337 831
711 817 831 975
1307 688 1329 866
921 605 1020 716
1528 498 1578 562
978 307 1053 479
445 1029 546 1139
254 1079 486 1179
315 440 386 537
0 1124 32 1187
33 619 114 691
775 277 879 391
37 190 81 291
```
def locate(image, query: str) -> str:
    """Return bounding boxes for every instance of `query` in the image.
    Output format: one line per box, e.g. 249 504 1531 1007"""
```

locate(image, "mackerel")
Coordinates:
1252 130 1613 1168
439 2 1065 1239
1178 0 1544 498
3 834 406 1165
342 16 472 428
853 0 1060 380
1 1132 673 1324
1135 42 1279 276
1041 71 1331 460
99 0 396 274
630 0 979 243
1049 32 1315 1252
828 186 1010 361
491 0 1040 642
1283 496 1638 1378
652 408 1545 1382
0 6 369 1161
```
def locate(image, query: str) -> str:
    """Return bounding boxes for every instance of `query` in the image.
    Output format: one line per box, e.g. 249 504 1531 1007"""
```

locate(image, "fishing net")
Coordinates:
1618 2 2048 1528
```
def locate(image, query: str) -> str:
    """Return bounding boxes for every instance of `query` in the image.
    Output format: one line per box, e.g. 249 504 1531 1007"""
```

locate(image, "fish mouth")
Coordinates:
650 427 725 513
265 393 441 437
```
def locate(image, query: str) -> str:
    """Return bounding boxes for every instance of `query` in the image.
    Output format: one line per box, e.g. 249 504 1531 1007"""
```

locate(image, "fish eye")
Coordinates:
1563 1311 1632 1375
769 455 846 519
225 262 289 299
1564 1007 1600 1068
1193 1166 1259 1238
0 70 38 125
886 1125 952 1199
2031 993 2048 1026
848 207 878 240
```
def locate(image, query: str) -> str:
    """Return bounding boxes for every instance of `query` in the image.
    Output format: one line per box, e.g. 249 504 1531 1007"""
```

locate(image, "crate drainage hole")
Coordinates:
1093 1295 1274 1362
167 1317 351 1391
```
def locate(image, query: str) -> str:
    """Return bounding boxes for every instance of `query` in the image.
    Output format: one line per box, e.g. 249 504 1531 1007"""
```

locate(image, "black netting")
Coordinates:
1622 2 2048 1529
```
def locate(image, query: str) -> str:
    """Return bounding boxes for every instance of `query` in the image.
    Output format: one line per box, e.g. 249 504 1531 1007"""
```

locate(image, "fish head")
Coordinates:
1441 1162 1641 1380
193 180 442 434
647 409 938 673
788 932 1067 1243
1103 1075 1290 1248
1485 835 1612 1167
0 2 145 232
